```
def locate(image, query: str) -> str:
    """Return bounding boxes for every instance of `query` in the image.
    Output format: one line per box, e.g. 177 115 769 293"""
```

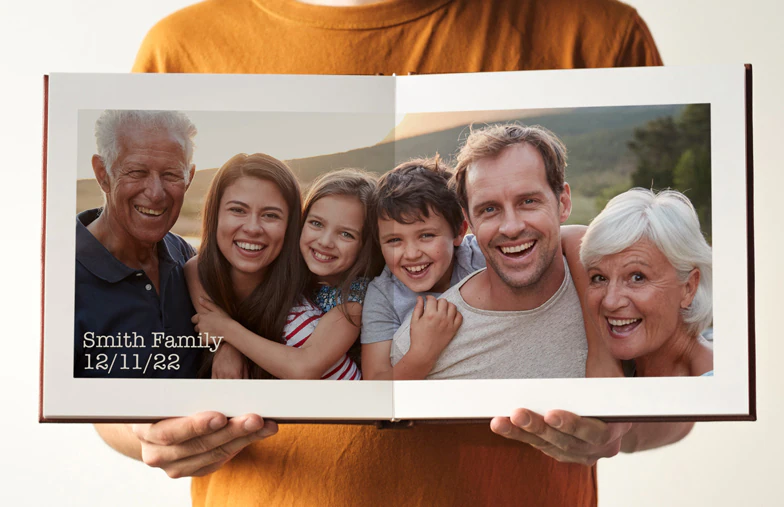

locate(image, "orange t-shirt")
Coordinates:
133 0 661 75
133 1 661 505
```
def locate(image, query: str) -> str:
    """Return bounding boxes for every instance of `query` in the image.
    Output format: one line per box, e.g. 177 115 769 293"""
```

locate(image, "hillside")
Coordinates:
77 104 684 236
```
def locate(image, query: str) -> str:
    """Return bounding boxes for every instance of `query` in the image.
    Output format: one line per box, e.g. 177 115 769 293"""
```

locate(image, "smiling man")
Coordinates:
390 123 588 379
74 110 202 378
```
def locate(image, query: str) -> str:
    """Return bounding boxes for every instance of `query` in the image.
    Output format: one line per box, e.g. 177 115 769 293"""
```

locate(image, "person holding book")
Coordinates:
187 166 383 380
579 188 714 377
95 1 684 505
74 109 202 379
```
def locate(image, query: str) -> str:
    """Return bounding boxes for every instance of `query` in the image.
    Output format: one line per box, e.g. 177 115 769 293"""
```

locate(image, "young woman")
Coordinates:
184 152 308 379
186 158 380 379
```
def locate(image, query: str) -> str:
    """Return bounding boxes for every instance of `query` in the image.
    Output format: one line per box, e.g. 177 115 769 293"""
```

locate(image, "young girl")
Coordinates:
295 169 384 377
189 164 381 380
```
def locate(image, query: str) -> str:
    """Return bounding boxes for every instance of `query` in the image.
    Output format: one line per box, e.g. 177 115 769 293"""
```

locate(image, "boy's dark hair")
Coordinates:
371 155 464 243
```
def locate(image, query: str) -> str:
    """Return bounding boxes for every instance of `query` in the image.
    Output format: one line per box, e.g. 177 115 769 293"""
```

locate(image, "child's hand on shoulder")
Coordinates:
409 295 463 364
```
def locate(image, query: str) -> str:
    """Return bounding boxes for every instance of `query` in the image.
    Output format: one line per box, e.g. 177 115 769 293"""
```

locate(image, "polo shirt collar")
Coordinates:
75 208 175 284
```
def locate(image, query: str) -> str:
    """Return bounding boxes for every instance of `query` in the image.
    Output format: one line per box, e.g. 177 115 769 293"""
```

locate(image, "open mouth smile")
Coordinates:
498 240 535 257
402 262 432 278
235 241 266 253
134 205 166 217
606 317 642 336
311 248 337 262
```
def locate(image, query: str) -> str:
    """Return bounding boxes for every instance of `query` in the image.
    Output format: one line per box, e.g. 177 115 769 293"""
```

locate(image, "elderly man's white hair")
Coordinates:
580 188 713 336
94 110 197 183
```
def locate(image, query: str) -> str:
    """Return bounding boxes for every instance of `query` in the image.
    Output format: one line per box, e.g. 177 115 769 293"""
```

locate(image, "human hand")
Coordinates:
211 343 248 379
132 411 277 478
490 409 632 466
409 295 463 363
192 297 233 338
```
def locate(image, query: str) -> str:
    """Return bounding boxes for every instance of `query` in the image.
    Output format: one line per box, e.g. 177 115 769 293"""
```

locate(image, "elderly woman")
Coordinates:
580 188 713 377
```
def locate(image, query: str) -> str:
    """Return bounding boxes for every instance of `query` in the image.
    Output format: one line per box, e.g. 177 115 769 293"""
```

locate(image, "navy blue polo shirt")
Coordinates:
74 209 203 378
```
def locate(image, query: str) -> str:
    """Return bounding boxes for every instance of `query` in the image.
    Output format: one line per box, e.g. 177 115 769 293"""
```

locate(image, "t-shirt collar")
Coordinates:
254 0 454 30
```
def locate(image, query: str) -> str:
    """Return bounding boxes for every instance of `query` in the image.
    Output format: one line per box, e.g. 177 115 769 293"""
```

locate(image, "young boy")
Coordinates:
361 157 484 380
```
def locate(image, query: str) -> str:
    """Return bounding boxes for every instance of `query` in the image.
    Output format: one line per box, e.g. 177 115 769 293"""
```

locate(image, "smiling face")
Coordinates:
216 176 289 286
465 143 571 292
377 208 465 293
96 127 193 246
584 239 699 361
299 194 365 285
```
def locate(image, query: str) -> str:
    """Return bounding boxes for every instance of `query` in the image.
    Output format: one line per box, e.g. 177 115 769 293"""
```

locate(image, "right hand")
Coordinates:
212 343 248 379
132 412 277 478
409 295 463 363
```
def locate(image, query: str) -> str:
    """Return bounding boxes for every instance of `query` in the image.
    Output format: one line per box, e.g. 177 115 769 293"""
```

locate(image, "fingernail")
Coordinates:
209 416 225 430
244 417 263 432
259 421 278 437
518 412 531 427
550 416 562 429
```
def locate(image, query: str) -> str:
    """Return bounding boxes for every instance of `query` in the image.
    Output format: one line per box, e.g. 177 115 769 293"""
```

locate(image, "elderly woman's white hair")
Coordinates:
94 110 197 182
580 188 712 336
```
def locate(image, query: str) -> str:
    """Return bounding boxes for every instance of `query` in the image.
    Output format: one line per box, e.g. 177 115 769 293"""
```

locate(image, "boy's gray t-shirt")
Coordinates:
361 234 486 344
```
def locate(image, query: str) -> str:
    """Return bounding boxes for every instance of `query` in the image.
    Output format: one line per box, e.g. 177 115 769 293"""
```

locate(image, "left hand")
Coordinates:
192 297 233 338
490 408 632 466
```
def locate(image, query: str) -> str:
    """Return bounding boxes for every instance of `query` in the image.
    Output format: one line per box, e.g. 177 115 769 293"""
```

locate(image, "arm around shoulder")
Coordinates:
561 225 623 377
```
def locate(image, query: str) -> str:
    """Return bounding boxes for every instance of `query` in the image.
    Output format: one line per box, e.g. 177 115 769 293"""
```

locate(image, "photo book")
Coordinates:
40 65 755 423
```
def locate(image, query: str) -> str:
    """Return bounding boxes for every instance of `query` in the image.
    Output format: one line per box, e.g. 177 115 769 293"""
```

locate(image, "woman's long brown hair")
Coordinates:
198 153 308 379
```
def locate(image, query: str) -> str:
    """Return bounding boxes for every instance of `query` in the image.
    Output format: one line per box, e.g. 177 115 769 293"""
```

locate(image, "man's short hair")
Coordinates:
452 123 568 210
371 155 463 241
94 110 198 182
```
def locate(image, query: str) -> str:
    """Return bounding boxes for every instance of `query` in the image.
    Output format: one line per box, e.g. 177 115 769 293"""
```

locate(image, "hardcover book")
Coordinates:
40 65 754 423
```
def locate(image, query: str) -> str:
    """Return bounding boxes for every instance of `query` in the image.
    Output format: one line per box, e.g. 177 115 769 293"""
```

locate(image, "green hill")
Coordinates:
77 104 684 236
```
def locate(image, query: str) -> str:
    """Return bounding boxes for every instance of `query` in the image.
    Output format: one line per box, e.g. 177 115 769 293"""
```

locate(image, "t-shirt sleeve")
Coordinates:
133 21 170 72
614 10 663 67
465 234 486 271
181 237 197 259
282 300 322 348
360 279 401 344
132 13 192 73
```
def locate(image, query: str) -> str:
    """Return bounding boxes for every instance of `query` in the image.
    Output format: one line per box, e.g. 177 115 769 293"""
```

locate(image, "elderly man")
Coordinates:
391 124 588 379
74 110 202 378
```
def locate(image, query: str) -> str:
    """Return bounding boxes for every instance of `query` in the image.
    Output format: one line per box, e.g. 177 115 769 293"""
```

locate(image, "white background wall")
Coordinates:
2 1 781 505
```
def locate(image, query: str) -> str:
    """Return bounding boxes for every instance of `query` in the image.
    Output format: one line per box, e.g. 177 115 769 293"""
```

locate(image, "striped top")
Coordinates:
282 297 361 380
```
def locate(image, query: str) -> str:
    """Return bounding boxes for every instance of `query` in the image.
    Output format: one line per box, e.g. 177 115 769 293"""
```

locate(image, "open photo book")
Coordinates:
40 65 754 423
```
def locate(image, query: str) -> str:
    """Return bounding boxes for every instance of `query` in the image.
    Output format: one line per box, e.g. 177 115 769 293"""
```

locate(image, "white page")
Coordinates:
392 65 750 420
41 67 752 421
